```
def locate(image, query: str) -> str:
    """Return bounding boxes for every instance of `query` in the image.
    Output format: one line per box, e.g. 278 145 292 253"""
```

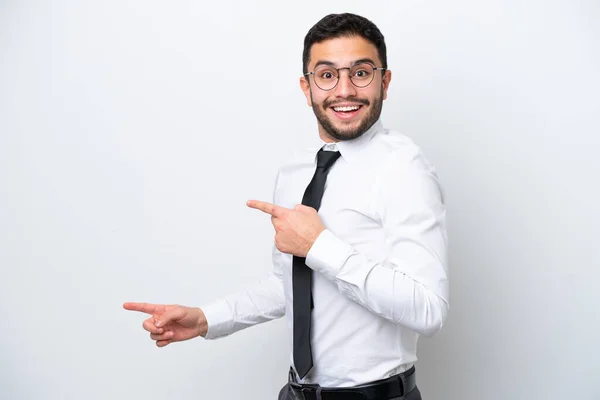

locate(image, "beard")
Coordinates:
311 88 384 142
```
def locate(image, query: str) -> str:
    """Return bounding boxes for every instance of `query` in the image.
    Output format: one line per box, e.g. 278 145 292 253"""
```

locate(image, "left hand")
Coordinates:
246 200 325 257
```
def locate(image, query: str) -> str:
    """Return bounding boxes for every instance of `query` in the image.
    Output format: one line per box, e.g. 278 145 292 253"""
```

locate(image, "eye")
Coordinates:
320 70 336 80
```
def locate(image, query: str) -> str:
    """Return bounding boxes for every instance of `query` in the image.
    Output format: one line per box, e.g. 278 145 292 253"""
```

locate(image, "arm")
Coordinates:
201 170 286 340
200 244 286 339
305 155 449 337
123 244 285 345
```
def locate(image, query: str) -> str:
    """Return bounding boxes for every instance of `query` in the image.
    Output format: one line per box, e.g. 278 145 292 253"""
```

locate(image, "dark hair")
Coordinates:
302 13 387 75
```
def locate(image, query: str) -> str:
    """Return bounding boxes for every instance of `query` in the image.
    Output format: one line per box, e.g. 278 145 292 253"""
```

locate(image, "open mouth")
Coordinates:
330 104 364 119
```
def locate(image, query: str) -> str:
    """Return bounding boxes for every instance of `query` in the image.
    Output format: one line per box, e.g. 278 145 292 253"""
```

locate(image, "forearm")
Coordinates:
201 271 285 339
203 169 287 339
306 229 449 336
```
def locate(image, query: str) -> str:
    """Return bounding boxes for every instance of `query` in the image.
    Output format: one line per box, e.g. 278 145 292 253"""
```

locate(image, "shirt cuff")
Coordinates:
305 229 353 280
200 300 235 340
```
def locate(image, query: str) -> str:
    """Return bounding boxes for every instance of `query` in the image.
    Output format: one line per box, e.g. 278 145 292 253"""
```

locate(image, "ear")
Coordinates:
299 76 313 107
382 69 392 100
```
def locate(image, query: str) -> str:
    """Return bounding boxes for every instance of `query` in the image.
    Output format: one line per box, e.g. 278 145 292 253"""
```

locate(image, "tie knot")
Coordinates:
316 149 341 169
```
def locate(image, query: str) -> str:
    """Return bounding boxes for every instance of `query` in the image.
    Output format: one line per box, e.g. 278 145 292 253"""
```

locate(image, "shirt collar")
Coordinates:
317 119 384 163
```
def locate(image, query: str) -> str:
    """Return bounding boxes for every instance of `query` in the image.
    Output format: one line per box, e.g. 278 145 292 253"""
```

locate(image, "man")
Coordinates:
124 12 449 400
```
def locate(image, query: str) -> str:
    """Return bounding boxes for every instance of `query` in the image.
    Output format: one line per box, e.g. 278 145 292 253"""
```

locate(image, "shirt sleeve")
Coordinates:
201 245 286 339
201 171 286 340
305 152 449 337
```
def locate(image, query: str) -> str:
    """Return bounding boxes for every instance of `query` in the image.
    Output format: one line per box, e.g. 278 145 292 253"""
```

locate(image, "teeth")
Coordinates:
333 106 359 112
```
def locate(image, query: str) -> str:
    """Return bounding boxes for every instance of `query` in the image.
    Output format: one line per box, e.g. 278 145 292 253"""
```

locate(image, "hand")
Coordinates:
123 302 208 347
246 200 325 257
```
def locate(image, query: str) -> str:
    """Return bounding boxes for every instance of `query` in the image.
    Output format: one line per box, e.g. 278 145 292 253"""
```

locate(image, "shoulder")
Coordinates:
369 128 445 204
369 128 437 176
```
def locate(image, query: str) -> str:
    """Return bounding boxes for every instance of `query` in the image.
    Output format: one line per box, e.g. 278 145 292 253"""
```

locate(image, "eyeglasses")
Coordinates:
304 62 386 91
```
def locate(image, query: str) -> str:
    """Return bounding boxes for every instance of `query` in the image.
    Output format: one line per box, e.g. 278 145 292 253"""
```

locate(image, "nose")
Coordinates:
334 69 357 98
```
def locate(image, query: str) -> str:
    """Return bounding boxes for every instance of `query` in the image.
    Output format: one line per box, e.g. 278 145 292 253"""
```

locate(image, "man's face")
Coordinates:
300 36 392 142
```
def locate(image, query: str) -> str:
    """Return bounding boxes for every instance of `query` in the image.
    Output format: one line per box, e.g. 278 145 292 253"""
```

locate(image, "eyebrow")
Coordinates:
312 58 378 69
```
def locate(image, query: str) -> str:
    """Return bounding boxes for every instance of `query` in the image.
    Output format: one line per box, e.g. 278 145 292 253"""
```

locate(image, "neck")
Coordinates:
318 124 337 143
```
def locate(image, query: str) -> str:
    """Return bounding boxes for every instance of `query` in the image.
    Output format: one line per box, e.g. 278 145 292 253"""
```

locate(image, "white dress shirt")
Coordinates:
201 119 449 387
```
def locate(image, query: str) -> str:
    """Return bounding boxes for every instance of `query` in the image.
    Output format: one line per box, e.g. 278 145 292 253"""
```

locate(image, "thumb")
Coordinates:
155 306 187 327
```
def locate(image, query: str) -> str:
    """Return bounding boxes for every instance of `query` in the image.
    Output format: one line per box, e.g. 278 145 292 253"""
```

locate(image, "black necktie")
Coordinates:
293 148 341 379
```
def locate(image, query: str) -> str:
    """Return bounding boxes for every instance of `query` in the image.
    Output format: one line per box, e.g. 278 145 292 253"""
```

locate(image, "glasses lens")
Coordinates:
350 63 375 87
313 66 338 90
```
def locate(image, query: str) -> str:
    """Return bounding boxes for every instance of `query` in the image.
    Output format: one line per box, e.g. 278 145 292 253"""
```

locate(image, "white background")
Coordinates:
1 1 599 399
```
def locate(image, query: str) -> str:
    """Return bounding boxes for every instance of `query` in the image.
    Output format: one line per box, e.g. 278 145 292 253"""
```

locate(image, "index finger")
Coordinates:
123 302 159 315
246 200 286 217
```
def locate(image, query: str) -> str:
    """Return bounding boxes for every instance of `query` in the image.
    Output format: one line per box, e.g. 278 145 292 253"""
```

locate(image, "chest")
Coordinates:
276 162 384 246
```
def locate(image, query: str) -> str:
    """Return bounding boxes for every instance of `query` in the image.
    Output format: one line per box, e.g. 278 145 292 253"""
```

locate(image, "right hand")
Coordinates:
123 302 208 347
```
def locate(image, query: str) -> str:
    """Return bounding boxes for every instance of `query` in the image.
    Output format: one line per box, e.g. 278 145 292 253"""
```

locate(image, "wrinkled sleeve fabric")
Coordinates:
306 152 449 336
202 171 286 340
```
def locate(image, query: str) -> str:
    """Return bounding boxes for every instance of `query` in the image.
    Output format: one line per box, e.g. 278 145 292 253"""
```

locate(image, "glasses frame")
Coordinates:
304 62 387 91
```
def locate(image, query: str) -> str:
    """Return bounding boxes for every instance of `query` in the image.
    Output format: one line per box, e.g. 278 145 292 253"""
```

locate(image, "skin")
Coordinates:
122 302 208 346
250 35 392 257
300 35 391 143
124 35 392 347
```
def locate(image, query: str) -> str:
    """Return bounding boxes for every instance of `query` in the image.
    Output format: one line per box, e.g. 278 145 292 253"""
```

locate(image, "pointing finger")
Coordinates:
123 302 159 315
246 200 286 217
